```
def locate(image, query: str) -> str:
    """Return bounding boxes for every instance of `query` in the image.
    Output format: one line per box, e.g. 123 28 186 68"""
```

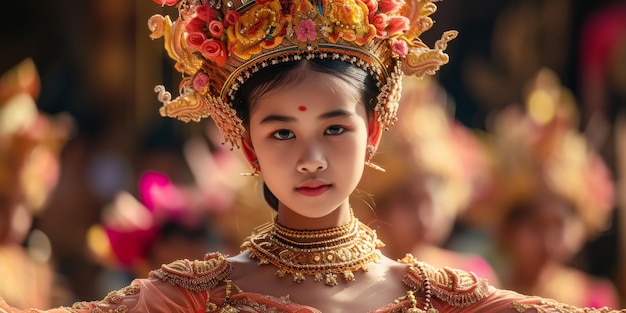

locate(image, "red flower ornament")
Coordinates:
386 15 409 37
152 0 180 6
378 0 404 14
200 39 227 66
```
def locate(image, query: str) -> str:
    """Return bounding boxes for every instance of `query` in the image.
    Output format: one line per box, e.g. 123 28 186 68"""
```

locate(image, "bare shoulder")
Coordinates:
226 251 260 280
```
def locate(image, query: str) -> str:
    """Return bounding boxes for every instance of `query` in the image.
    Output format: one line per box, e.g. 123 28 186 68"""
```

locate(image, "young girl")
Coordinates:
1 0 625 312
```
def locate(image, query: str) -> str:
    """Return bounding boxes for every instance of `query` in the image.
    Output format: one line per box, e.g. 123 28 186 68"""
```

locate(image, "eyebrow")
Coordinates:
259 109 353 124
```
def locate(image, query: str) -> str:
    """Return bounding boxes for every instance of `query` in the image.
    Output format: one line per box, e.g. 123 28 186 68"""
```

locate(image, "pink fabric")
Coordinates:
1 269 624 312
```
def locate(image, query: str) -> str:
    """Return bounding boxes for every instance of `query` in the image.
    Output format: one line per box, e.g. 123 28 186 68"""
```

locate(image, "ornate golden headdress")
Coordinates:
148 0 456 147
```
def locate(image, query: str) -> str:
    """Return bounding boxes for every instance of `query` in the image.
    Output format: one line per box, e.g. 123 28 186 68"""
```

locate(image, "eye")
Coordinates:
272 129 295 140
324 125 345 136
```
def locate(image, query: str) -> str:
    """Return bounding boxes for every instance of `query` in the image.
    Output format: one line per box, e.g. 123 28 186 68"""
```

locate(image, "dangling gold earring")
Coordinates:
241 159 260 176
364 145 385 172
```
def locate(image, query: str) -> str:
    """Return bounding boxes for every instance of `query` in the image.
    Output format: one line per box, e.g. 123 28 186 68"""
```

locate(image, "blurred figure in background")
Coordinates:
88 171 219 290
466 69 619 308
578 3 626 304
88 126 252 291
0 59 73 308
357 76 499 285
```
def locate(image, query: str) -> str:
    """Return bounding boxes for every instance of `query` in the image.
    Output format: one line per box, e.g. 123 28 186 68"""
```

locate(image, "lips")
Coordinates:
296 180 332 197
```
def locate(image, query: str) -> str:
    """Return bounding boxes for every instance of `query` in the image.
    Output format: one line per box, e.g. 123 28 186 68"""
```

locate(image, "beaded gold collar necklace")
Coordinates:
241 212 385 286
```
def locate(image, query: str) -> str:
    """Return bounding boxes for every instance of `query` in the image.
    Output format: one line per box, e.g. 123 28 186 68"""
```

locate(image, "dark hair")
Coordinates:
232 59 379 210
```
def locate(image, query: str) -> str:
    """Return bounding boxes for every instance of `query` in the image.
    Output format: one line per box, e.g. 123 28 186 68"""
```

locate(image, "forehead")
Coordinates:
250 69 363 115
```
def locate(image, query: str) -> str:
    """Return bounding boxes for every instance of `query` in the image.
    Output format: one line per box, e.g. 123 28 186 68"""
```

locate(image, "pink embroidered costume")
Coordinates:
0 251 623 313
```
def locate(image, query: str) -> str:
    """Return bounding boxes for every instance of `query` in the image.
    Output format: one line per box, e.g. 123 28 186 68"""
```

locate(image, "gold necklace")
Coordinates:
241 212 385 286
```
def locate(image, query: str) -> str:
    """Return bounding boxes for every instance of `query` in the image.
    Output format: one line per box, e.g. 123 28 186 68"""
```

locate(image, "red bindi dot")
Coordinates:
298 106 307 112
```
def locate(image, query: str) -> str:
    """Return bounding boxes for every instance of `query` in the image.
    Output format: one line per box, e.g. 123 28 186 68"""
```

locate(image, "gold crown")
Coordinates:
148 0 456 147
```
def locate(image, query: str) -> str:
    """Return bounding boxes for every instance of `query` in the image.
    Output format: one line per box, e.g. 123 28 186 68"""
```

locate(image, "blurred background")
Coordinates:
0 0 625 309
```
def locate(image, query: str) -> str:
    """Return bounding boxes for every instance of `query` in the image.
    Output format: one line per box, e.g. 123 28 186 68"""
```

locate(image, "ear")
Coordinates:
367 113 384 150
241 131 257 167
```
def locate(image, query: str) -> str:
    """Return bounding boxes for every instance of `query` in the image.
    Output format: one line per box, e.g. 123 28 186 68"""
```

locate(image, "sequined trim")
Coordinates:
399 254 489 308
150 252 233 293
68 285 140 313
511 299 625 313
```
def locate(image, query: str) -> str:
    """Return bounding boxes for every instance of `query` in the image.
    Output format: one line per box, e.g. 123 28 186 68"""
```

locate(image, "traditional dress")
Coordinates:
1 251 622 313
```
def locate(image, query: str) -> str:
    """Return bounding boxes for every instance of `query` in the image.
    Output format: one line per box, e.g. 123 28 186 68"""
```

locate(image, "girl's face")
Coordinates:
244 68 378 221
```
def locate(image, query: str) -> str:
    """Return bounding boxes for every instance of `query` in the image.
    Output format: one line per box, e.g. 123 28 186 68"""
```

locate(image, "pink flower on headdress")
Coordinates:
200 39 227 66
387 15 409 36
193 72 210 91
371 13 389 37
152 0 180 6
378 0 404 14
296 19 317 42
186 31 207 50
224 10 239 28
209 20 224 38
391 38 408 56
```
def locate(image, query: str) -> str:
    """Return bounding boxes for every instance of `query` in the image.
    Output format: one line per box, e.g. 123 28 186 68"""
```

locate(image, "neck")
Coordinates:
276 203 352 230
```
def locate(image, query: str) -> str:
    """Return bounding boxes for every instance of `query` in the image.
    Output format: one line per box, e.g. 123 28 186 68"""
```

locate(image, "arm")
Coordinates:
0 278 206 313
446 286 626 313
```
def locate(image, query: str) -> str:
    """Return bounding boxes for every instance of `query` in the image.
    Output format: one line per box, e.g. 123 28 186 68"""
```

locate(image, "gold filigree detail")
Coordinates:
150 252 234 292
400 254 490 308
511 300 624 313
241 211 384 286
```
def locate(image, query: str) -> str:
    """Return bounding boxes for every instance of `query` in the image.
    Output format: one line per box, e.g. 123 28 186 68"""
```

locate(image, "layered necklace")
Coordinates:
241 211 385 286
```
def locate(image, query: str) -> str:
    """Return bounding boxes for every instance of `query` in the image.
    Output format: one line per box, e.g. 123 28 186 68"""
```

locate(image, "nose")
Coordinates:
297 143 327 173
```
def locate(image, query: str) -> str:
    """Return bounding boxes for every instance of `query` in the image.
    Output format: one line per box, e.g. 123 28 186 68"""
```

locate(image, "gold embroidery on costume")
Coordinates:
511 299 622 313
400 254 489 308
69 285 140 313
102 285 140 304
91 306 129 313
150 252 233 292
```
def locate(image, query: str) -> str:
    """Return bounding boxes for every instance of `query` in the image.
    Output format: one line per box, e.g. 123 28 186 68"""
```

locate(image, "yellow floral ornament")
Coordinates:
148 0 456 148
229 0 288 59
